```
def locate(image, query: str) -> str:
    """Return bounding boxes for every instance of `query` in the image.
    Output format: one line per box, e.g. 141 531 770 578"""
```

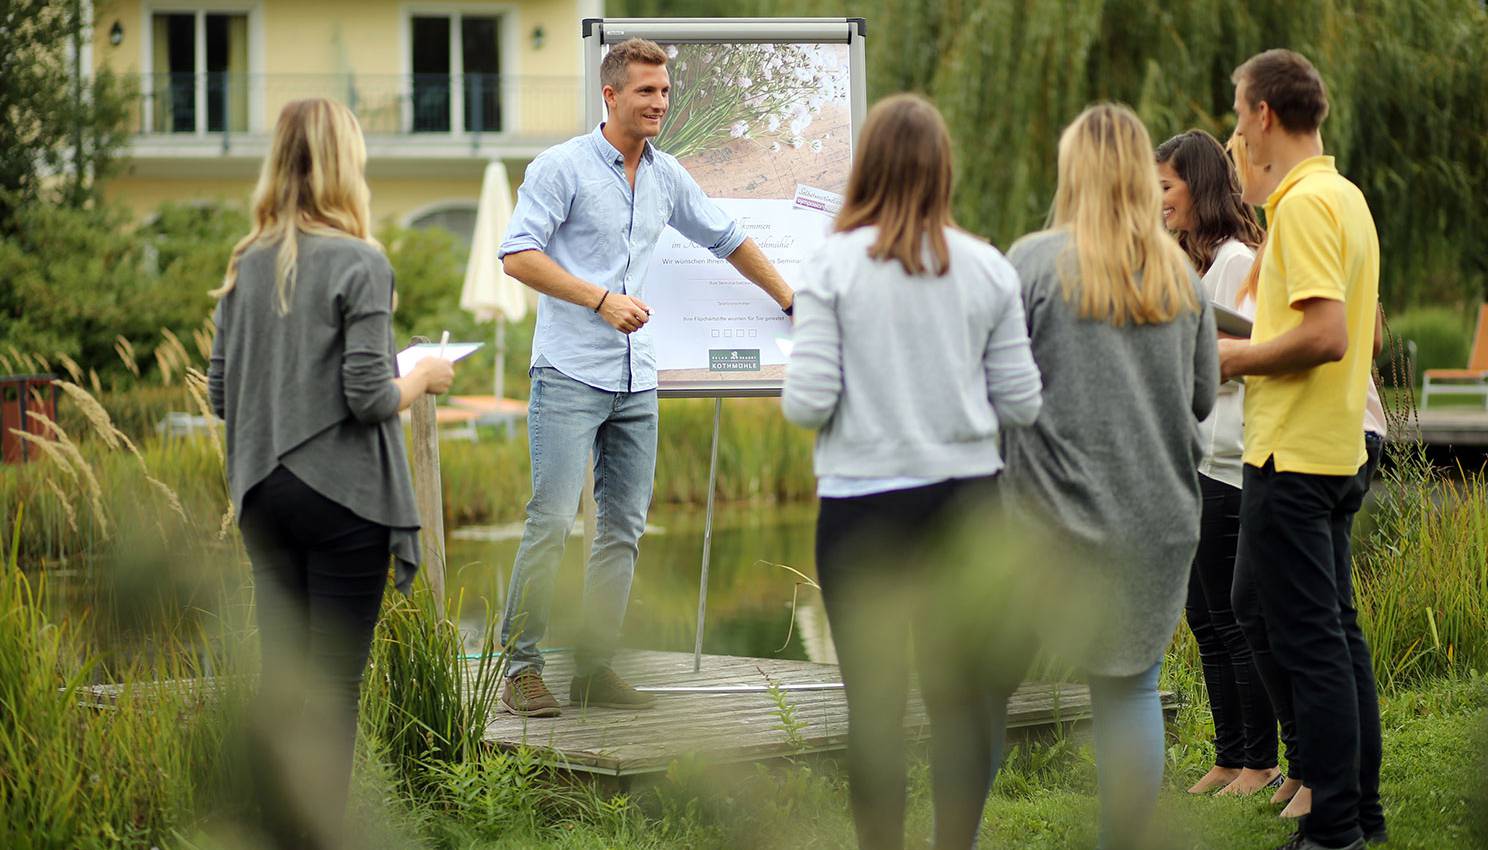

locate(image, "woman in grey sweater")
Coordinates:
207 99 453 849
999 104 1218 850
783 94 1042 850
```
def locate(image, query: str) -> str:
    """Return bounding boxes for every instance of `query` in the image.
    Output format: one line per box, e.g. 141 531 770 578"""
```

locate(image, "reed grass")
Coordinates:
360 584 506 792
1 337 1482 848
1356 443 1488 688
7 369 1486 694
400 396 817 532
0 510 255 850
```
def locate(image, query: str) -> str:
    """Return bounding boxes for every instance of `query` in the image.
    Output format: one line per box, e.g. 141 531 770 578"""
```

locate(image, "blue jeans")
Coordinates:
500 367 658 679
989 661 1165 850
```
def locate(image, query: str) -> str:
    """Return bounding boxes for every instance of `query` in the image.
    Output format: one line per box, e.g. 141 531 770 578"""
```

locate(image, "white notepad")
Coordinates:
1213 302 1253 337
396 342 483 376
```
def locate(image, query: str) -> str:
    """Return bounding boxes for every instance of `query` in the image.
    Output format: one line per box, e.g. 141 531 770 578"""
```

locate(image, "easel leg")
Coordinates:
693 398 723 674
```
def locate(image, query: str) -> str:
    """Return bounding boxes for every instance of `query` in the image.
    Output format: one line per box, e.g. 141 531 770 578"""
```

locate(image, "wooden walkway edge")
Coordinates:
482 650 1180 777
73 653 1180 779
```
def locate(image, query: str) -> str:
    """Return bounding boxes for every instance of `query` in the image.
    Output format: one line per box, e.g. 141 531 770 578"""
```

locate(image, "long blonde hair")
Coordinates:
1049 103 1196 325
835 93 956 276
1227 131 1266 308
212 99 375 312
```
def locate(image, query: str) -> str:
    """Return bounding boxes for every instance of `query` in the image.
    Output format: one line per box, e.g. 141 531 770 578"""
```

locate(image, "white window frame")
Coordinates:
140 0 266 135
399 3 519 136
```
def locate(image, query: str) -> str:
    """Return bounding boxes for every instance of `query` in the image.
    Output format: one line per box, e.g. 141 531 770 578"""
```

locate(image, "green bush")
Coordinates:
0 201 243 389
0 201 520 395
381 221 536 399
1388 307 1476 384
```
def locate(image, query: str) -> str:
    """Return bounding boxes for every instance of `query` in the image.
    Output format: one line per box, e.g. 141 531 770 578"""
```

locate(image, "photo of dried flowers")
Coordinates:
652 42 853 200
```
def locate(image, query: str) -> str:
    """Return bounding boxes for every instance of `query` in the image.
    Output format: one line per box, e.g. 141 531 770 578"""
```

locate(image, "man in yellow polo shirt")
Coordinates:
1219 49 1383 850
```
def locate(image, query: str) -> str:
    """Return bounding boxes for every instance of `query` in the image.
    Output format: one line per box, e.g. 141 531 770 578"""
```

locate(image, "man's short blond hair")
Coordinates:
601 38 668 91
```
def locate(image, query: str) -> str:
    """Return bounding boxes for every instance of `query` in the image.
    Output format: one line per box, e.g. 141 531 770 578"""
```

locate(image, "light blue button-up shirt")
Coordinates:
499 125 747 392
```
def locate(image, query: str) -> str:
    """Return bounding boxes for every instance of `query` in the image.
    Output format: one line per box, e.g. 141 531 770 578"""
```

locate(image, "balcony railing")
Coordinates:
133 72 585 150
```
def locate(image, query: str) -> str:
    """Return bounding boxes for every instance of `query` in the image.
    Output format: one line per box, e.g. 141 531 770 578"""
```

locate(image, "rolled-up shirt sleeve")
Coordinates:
499 152 576 258
341 259 402 424
667 164 746 259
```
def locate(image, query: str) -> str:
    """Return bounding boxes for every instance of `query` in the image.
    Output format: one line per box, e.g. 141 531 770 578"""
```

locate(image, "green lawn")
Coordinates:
320 674 1486 850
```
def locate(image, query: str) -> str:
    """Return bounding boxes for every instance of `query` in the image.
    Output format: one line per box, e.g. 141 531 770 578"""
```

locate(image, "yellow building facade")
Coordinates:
92 0 598 239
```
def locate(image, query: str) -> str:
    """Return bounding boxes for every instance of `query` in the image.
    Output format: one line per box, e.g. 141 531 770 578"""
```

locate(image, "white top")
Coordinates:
1197 239 1257 489
1364 377 1387 437
817 475 949 499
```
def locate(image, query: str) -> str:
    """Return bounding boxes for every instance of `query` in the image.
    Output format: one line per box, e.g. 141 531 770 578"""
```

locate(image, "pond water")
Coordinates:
444 501 835 665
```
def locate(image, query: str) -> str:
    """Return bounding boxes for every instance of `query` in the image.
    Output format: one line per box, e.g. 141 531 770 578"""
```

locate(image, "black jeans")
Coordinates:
1186 473 1279 770
1234 437 1385 847
815 476 1028 850
239 466 391 850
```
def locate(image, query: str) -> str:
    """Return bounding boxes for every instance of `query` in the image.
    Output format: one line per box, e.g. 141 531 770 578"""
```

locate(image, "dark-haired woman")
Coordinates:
783 93 1042 850
1156 129 1281 797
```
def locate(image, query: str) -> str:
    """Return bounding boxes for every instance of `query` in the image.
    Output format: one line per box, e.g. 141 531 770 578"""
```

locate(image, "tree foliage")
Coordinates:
616 0 1488 308
0 203 243 383
0 0 135 227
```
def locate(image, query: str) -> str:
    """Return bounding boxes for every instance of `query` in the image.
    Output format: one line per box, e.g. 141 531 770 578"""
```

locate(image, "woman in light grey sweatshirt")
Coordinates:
782 94 1041 850
1000 104 1218 850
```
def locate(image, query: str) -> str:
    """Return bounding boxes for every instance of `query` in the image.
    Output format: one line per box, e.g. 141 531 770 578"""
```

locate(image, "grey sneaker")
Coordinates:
569 668 658 709
501 670 561 717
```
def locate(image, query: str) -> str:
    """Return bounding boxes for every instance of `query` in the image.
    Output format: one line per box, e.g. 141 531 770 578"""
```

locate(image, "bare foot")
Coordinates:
1271 776 1303 805
1280 785 1313 818
1187 765 1242 794
1217 767 1283 796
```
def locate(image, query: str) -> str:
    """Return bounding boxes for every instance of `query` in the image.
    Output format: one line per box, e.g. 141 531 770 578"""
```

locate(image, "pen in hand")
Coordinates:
438 330 449 359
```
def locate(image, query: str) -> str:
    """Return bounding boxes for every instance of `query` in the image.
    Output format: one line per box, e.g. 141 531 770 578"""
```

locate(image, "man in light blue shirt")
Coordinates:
497 37 794 717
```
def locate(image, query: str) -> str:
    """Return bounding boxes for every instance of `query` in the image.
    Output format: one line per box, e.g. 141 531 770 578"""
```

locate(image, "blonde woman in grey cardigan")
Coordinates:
783 94 1042 850
1000 104 1219 850
208 99 453 849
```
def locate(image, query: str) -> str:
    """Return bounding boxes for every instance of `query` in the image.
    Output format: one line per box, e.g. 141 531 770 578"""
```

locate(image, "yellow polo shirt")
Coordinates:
1242 156 1379 476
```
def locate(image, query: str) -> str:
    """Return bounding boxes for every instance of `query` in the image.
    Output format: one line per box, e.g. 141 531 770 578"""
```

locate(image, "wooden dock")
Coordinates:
76 650 1180 779
1398 408 1488 448
483 650 1178 777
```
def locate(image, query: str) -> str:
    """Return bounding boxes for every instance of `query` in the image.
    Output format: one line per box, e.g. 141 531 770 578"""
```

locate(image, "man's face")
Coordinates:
605 62 670 139
1232 78 1269 165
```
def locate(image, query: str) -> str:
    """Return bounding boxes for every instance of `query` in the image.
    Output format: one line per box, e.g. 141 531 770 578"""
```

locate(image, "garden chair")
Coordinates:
1420 304 1488 409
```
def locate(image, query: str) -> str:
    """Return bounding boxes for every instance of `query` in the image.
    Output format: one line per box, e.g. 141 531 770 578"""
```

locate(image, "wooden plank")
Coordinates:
480 650 1174 777
1395 409 1488 446
73 651 1175 778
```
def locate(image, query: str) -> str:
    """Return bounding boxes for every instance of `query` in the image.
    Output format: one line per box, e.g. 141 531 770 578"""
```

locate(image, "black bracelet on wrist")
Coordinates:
595 290 609 312
782 298 794 317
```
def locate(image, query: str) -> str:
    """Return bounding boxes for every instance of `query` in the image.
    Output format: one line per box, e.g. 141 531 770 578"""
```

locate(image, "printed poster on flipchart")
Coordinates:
626 41 854 391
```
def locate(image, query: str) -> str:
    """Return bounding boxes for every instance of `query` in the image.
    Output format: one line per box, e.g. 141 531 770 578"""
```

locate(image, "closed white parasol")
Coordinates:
459 161 529 399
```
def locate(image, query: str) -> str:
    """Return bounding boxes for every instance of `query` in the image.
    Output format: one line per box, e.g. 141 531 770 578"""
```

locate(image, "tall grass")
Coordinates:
372 398 816 533
1356 443 1488 688
0 510 255 850
3 328 817 564
360 585 506 791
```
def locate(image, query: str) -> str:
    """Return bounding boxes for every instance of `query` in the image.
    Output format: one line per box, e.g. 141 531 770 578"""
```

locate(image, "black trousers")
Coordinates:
1233 437 1385 847
815 476 1030 850
239 466 391 850
1186 473 1279 770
